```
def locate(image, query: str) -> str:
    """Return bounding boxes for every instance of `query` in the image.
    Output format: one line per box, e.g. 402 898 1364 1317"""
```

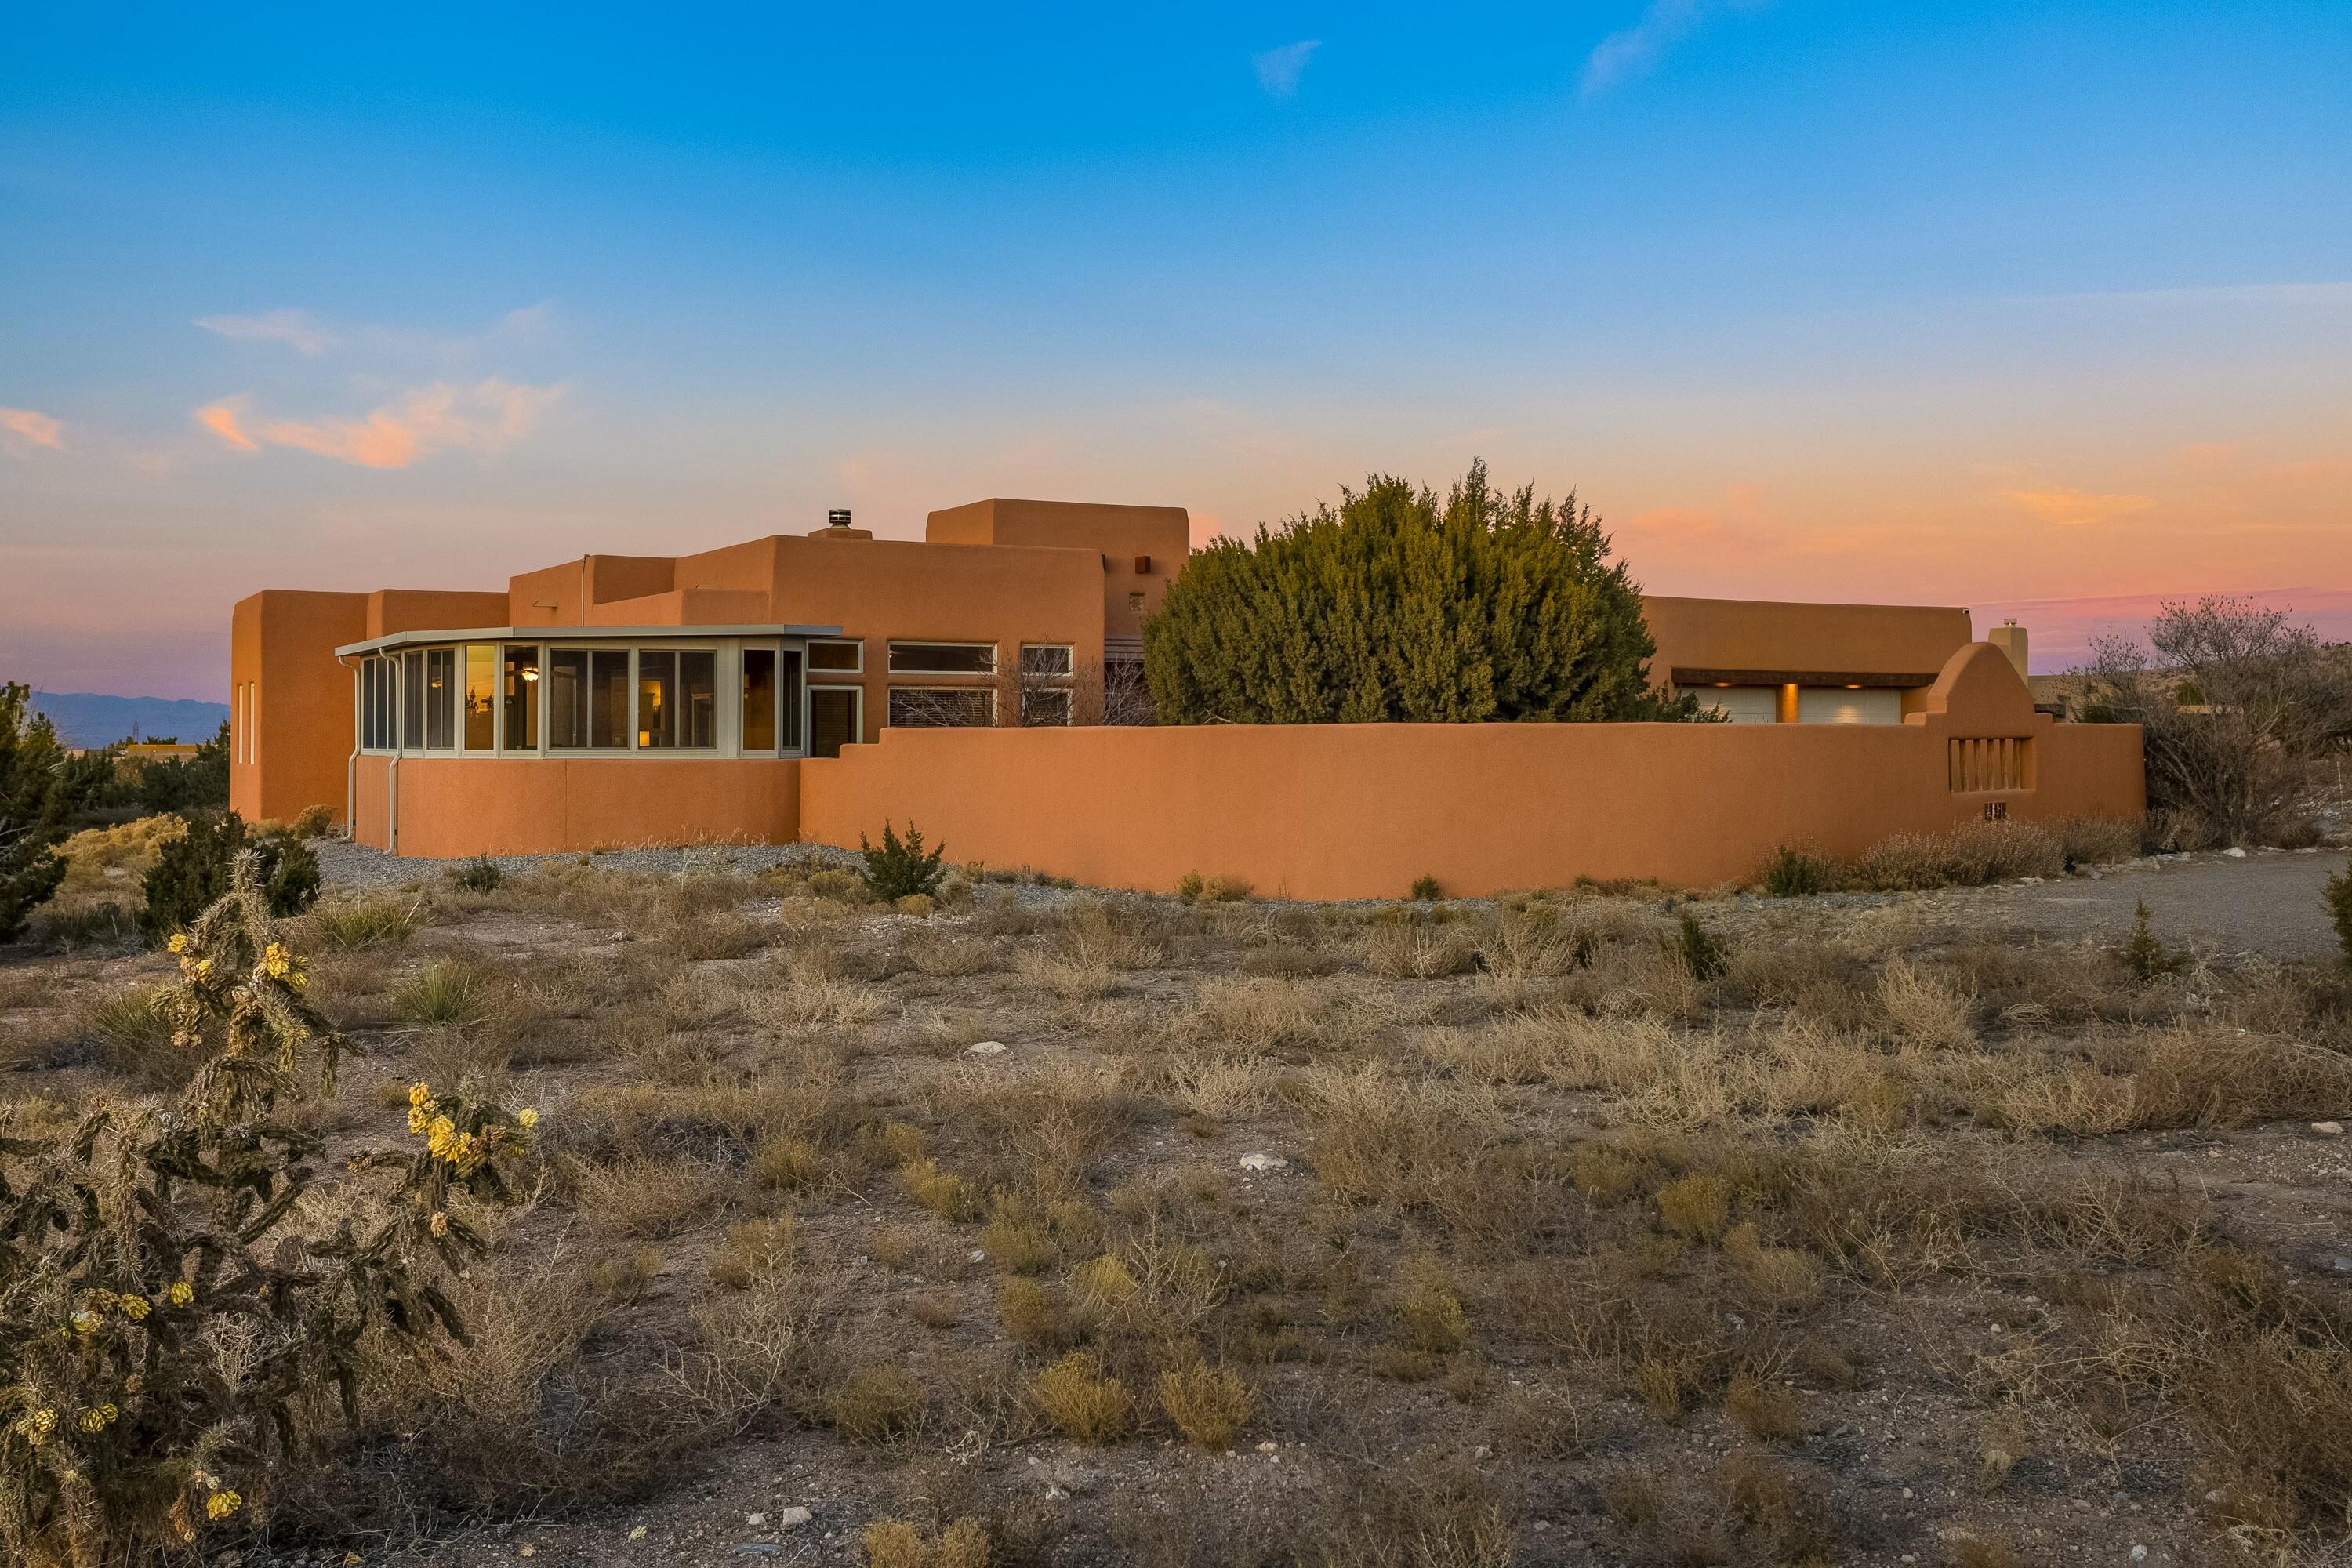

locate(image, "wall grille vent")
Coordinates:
1948 736 2033 793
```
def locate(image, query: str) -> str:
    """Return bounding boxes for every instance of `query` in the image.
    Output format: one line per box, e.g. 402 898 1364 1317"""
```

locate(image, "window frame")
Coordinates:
423 646 458 752
808 684 862 759
635 645 721 750
808 638 864 674
740 644 779 755
500 643 543 753
356 636 827 758
887 640 998 677
1020 686 1073 727
1020 643 1075 678
463 644 499 753
887 685 998 729
546 644 636 751
779 645 805 755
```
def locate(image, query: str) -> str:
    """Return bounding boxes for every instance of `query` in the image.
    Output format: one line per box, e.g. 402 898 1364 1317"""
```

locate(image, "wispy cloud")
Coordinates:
1253 40 1320 97
0 407 64 451
2004 487 2155 527
194 302 558 361
195 308 337 355
2031 281 2352 310
1583 1 1762 97
193 379 566 469
194 398 260 452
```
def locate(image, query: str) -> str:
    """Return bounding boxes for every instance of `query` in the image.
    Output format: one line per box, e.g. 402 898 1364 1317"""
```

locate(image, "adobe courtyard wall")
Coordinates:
341 641 2143 892
797 644 2144 898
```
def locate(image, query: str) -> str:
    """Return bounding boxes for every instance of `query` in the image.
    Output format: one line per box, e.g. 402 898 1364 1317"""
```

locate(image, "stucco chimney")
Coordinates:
809 507 873 539
1988 620 2029 680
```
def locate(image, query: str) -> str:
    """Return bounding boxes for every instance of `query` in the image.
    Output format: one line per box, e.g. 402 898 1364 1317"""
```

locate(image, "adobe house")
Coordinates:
228 497 2139 893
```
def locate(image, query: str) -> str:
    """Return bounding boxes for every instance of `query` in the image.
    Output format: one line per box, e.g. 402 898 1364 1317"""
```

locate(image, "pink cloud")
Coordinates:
195 309 336 355
194 398 260 452
2003 487 2154 526
191 379 565 469
0 406 64 451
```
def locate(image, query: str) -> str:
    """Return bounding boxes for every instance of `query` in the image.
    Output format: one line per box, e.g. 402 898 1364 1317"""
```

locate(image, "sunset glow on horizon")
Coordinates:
3 4 2347 697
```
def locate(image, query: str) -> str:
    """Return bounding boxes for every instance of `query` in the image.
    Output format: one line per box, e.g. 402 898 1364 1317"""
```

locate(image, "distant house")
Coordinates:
119 741 204 765
229 496 2141 892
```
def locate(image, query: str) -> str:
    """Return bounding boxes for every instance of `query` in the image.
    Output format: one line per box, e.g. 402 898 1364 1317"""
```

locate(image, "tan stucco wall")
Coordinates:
797 643 2143 898
354 755 800 858
1641 596 1973 684
764 533 1108 741
232 587 506 827
231 590 368 826
926 499 1190 643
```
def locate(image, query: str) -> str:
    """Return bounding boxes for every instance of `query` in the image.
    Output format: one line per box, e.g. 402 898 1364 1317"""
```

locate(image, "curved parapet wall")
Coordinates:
798 642 2143 898
354 757 800 859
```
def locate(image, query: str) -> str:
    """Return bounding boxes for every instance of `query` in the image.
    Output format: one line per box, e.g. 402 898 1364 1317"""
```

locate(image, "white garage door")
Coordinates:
1700 686 1779 724
1798 686 1903 724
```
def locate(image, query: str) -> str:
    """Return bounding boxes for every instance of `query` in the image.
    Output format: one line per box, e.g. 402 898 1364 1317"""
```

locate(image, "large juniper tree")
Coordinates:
1142 462 1698 725
0 683 72 940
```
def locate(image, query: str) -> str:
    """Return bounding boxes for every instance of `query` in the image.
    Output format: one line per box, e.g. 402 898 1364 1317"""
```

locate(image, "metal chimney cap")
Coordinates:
826 508 853 528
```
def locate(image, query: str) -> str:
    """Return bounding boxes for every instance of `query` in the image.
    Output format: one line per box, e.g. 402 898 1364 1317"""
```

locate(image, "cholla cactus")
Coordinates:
0 851 535 1566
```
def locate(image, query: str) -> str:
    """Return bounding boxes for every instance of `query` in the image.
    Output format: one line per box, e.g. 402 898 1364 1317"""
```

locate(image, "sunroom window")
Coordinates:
463 645 497 750
502 645 540 750
425 648 456 749
550 649 632 749
400 651 426 750
639 650 717 748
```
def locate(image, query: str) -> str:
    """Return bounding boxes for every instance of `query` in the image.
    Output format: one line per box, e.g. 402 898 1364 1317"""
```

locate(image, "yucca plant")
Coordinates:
0 851 535 1566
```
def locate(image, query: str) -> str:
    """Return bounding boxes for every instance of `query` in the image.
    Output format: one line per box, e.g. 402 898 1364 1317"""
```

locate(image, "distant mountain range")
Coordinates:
30 691 231 750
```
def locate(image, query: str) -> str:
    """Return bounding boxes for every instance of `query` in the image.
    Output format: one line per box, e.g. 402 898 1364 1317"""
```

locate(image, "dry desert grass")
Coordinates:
2 858 2350 1567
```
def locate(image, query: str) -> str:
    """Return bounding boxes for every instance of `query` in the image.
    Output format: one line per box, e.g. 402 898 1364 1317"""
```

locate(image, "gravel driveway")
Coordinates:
1947 848 2346 963
311 837 860 891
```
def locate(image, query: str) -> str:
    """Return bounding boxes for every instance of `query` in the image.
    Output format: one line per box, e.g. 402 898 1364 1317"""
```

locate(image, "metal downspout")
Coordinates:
336 653 360 834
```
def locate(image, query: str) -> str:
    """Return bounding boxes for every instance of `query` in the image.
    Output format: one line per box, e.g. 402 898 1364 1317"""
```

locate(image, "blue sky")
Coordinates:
3 2 2349 695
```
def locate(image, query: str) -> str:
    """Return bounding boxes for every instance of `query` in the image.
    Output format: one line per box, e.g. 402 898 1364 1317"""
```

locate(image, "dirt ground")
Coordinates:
5 848 2351 1568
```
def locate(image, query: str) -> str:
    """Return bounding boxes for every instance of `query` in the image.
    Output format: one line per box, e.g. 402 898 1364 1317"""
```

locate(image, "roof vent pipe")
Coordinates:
827 508 853 528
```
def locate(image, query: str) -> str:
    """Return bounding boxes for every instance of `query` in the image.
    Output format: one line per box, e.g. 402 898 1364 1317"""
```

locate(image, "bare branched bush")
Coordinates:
2079 596 2352 846
1851 819 2064 891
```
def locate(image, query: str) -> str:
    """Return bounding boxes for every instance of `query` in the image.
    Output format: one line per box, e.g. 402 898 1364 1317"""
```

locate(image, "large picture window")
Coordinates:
502 644 540 750
550 648 632 749
888 687 995 728
638 650 717 748
888 641 995 675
